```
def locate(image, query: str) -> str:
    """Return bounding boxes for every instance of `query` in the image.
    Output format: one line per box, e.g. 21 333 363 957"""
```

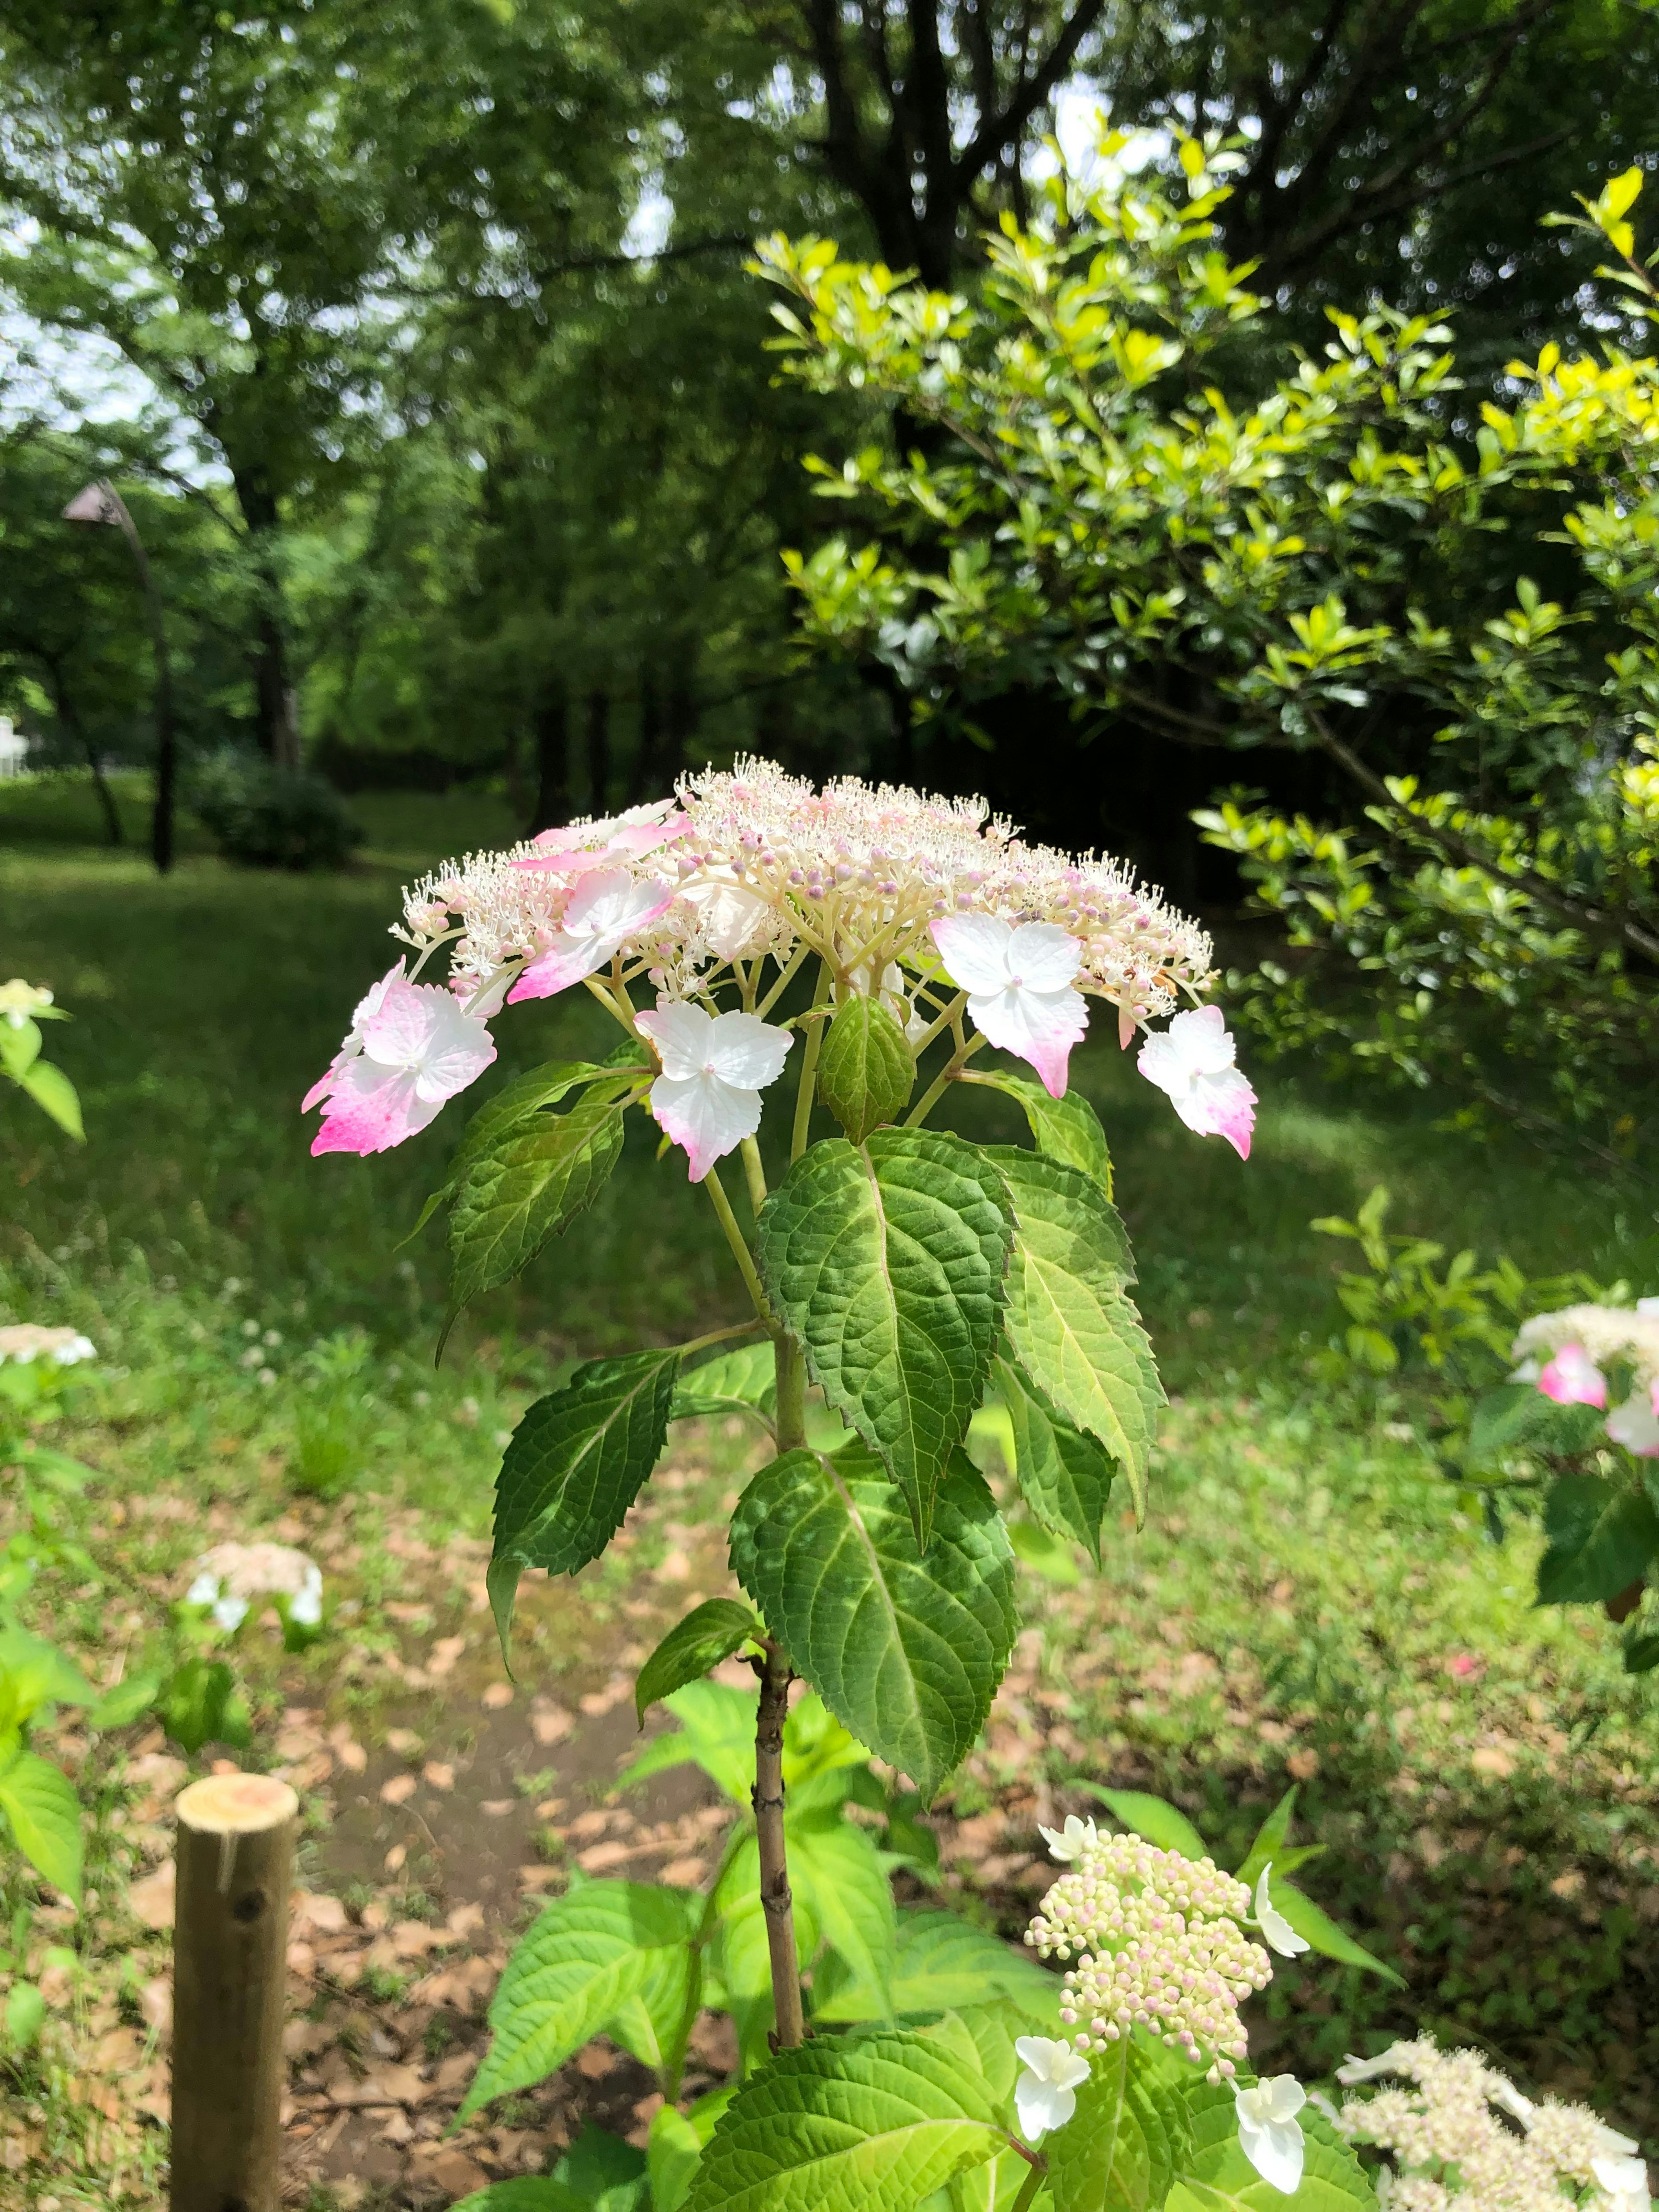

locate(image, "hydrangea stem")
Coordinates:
702 1165 772 1326
753 1636 806 2049
1008 2158 1048 2212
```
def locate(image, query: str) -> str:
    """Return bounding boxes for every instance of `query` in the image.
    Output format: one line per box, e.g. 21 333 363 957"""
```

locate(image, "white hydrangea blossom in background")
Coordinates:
1337 2036 1649 2212
0 1325 95 1366
186 1542 323 1634
1511 1303 1659 1458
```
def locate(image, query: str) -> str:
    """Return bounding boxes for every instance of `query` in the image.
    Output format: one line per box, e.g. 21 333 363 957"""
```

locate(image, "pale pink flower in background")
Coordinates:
1014 2037 1091 2140
1537 1342 1607 1409
931 915 1088 1096
1137 1005 1256 1158
512 798 689 876
306 965 496 1157
1234 2076 1307 2193
636 1002 793 1181
508 871 675 1003
1252 1866 1310 1959
1606 1381 1659 1456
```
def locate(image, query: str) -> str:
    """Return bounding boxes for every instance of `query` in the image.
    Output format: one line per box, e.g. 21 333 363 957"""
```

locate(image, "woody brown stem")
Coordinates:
753 1637 806 2048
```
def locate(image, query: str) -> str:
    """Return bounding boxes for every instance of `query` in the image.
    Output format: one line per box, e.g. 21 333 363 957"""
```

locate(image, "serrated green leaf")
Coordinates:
817 995 916 1143
1271 1884 1403 1984
729 1445 1017 1801
454 1054 646 1181
814 1908 1059 2027
1535 1474 1659 1606
459 1880 698 2120
490 1351 680 1651
0 1628 98 1731
1172 2081 1377 2212
451 1091 626 1306
18 1059 83 1141
712 1828 823 2066
1234 1787 1299 1891
1078 1785 1208 1862
1047 2035 1187 2212
617 1679 760 1805
1624 1627 1659 1673
756 1129 1012 1545
1467 1385 1604 1461
992 1150 1161 1520
966 1071 1114 1197
791 1815 897 2012
651 2091 736 2212
636 1600 763 1724
0 1748 82 1901
684 2027 1012 2212
995 1355 1115 1565
451 2183 588 2212
671 1341 777 1423
606 1935 699 2074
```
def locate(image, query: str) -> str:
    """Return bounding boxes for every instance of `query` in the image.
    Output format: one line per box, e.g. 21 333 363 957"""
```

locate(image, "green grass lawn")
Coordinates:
3 780 1658 2197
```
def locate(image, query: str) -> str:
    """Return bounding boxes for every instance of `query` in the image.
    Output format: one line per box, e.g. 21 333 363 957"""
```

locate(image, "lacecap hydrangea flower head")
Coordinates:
1511 1299 1659 1457
1337 2038 1649 2212
303 761 1255 1178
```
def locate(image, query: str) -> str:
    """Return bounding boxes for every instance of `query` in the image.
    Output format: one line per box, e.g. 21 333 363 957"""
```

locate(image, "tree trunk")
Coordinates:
585 687 611 817
228 458 299 768
529 681 570 834
44 657 121 846
628 663 663 803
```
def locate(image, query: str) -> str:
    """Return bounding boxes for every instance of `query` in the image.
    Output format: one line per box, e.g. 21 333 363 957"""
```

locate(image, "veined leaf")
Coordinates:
1046 2035 1188 2212
1170 2081 1377 2212
636 1600 764 1724
729 1444 1017 1801
1078 1784 1208 1862
965 1070 1114 1196
413 1055 646 1244
489 1351 680 1653
451 1090 626 1306
0 1627 97 1731
756 1129 1012 1544
1271 1883 1403 1985
617 1679 760 1805
790 1814 898 2013
1234 1786 1300 1891
607 1938 700 2074
683 2028 1012 2212
995 1354 1115 1564
458 1879 699 2120
0 1747 82 1901
671 1342 777 1424
651 2091 735 2212
1535 1474 1659 1606
1467 1384 1603 1461
816 1906 1059 2025
817 995 915 1144
18 1060 83 1142
992 1148 1162 1520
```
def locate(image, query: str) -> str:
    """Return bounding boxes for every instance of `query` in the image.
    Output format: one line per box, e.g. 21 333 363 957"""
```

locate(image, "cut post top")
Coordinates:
176 1773 299 1835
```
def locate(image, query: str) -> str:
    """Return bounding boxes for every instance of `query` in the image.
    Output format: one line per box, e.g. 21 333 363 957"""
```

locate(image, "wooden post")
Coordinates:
171 1773 299 2212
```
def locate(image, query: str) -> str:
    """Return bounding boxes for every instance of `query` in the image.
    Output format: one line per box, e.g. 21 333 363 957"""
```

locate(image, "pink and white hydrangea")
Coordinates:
1511 1303 1659 1453
1537 1342 1608 1410
508 870 677 1004
635 1001 794 1181
930 915 1089 1097
1136 1005 1256 1159
305 963 496 1157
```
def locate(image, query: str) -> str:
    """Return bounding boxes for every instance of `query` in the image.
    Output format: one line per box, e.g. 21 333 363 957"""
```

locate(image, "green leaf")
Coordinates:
0 1019 42 1081
18 1059 83 1141
966 1070 1114 1197
995 1355 1115 1565
451 2183 588 2212
1234 1787 1299 1892
636 1600 763 1725
992 1149 1162 1521
0 1748 83 1901
3 1979 44 2052
791 1815 898 2013
1047 2035 1188 2212
756 1129 1012 1545
0 1627 98 1730
606 1936 699 2075
817 995 915 1143
1170 2081 1377 2212
451 1090 626 1307
1271 1884 1403 1984
1467 1385 1605 1462
490 1350 680 1652
817 1908 1058 2025
459 1880 699 2121
617 1679 760 1805
87 1672 162 1731
671 1342 777 1423
683 2027 1012 2212
157 1657 249 1757
1535 1474 1659 1606
729 1445 1018 1802
1624 1627 1659 1673
1077 1785 1208 1862
651 2096 734 2212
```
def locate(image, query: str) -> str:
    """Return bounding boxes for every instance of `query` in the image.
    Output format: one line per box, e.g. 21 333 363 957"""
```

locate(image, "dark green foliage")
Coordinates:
188 752 363 871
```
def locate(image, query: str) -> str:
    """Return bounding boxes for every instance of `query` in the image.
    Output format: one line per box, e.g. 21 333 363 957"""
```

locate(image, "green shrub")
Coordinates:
188 750 363 871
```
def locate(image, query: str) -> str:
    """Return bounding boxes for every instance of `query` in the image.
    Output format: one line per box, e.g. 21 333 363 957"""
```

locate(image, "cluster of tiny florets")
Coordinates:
1023 1832 1270 2081
1512 1303 1659 1392
1337 2038 1648 2212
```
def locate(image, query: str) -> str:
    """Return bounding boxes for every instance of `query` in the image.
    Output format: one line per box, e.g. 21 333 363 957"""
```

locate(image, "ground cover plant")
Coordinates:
0 789 1655 2207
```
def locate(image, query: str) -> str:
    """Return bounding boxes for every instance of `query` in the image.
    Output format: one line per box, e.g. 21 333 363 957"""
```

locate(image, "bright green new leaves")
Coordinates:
0 1011 84 1142
816 1907 1059 2025
683 2028 1013 2212
995 1355 1116 1564
992 1148 1162 1522
817 995 915 1143
671 1343 776 1425
1047 2037 1189 2212
450 1089 627 1308
756 1129 1012 1544
0 1746 83 1901
1536 1474 1659 1605
1265 1883 1403 1984
635 1600 764 1725
966 1069 1112 1195
729 1445 1017 1800
459 1880 699 2121
1169 2082 1377 2212
489 1351 679 1652
1080 1785 1209 1862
